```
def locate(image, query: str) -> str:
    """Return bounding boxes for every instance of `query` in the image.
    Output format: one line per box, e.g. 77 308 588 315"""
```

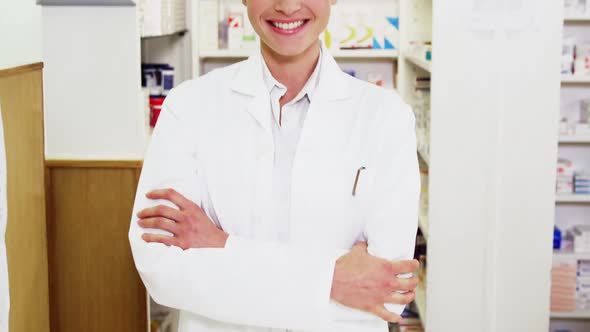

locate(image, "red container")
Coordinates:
149 96 166 127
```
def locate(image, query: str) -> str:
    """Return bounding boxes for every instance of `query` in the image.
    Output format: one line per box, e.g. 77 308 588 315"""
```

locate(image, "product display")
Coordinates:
559 98 590 136
407 41 432 62
138 0 186 37
556 159 575 194
149 96 165 128
142 63 175 97
565 226 590 253
564 0 589 16
556 226 563 250
322 3 399 50
198 0 219 50
217 1 259 49
551 261 577 312
561 37 590 76
575 173 590 194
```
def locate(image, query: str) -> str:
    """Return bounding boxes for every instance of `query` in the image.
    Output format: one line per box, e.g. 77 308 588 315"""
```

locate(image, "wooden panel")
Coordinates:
47 166 147 332
0 65 50 332
0 63 44 79
45 160 143 169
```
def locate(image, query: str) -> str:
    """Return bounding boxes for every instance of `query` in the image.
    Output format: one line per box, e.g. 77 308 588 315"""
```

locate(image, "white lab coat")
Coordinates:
0 106 8 332
129 45 420 332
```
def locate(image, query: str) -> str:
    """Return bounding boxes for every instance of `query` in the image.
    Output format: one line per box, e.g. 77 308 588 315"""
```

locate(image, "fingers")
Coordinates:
385 290 416 305
391 276 419 292
372 305 402 323
391 259 420 274
146 188 195 211
142 233 176 247
138 217 178 235
138 204 185 223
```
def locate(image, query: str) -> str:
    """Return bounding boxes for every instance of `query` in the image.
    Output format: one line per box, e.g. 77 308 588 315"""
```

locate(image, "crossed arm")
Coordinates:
128 94 421 329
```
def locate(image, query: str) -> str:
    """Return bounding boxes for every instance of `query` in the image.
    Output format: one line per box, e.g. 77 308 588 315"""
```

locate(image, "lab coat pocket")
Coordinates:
312 155 368 247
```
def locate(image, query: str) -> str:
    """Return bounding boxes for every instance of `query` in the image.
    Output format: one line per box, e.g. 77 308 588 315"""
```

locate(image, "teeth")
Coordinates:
272 20 305 30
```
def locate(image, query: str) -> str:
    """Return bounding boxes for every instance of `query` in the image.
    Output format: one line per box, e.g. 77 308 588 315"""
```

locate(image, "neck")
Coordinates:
261 41 321 105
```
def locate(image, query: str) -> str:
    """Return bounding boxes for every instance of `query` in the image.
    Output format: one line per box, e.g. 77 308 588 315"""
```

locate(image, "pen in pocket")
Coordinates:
352 166 366 196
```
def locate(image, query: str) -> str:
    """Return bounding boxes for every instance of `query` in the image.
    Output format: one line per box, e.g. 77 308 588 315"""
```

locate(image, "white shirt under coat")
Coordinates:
262 49 321 243
129 43 420 332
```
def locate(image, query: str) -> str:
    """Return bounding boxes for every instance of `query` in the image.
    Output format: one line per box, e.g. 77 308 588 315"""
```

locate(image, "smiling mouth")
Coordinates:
267 19 310 33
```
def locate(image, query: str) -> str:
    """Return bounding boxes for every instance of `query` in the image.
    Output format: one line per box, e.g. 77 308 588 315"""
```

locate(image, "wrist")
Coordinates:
330 256 344 301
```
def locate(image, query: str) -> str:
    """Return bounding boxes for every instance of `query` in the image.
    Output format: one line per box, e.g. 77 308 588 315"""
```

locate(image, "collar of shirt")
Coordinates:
260 48 322 108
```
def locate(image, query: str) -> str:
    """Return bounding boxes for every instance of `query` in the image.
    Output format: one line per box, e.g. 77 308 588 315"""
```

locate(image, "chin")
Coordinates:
267 41 317 58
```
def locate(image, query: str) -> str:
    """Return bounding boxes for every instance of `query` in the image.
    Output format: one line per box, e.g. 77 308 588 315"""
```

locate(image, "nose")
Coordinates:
274 0 302 16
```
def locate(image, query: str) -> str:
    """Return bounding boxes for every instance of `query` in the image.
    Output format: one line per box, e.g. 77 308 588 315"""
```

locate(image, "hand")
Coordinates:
330 242 419 322
137 188 228 249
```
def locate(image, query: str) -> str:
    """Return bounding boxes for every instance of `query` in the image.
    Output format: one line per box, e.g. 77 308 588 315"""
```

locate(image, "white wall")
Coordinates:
43 6 147 159
0 1 43 70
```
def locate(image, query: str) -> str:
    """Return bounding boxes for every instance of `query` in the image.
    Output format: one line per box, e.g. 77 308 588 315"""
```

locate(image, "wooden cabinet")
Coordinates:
45 161 147 332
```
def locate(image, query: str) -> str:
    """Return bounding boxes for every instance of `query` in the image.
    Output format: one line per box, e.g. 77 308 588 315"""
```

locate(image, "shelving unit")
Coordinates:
551 311 590 319
564 16 590 23
560 135 590 144
553 251 590 260
552 10 590 332
556 194 590 203
405 54 431 73
397 0 431 328
561 75 590 84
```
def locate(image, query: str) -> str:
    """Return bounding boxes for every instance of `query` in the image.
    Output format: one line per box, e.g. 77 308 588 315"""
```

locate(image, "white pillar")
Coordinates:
428 1 561 331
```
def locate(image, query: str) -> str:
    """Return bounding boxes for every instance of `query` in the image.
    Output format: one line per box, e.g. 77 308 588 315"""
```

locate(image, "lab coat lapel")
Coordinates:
297 46 353 154
230 53 272 133
290 49 357 247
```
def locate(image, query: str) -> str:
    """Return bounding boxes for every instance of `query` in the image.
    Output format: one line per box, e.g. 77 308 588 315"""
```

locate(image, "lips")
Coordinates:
266 19 310 35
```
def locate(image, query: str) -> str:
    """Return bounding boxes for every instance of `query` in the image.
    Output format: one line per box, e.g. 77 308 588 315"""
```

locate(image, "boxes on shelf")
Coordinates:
407 41 432 62
551 261 577 312
578 260 590 310
142 63 175 128
198 0 219 50
322 2 399 50
575 173 590 194
566 226 590 253
217 2 259 50
564 0 590 16
557 159 575 194
139 0 186 37
562 36 590 77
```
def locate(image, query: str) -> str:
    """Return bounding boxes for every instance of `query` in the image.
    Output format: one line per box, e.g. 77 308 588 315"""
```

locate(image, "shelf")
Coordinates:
561 75 590 84
564 16 590 23
415 283 427 327
141 29 188 39
556 194 590 203
419 214 429 240
559 135 590 144
199 49 398 60
405 54 432 73
553 251 590 260
551 311 590 319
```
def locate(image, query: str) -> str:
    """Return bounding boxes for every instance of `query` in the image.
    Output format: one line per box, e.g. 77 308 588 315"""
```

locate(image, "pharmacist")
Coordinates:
129 0 421 331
